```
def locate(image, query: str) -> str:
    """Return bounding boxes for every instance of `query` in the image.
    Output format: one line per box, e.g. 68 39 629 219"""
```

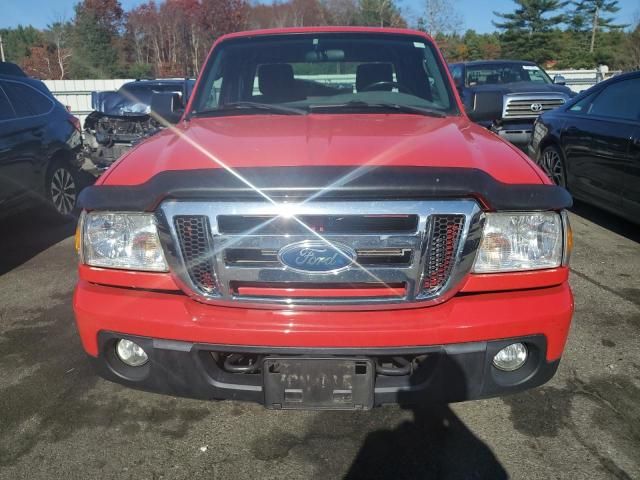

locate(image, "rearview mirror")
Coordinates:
553 75 566 86
304 49 345 62
150 92 183 124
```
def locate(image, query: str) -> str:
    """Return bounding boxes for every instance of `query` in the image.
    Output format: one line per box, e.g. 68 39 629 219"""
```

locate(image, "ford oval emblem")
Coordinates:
278 241 356 274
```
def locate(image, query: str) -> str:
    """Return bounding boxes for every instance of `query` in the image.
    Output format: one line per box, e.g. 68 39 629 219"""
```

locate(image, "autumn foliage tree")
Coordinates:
248 0 329 29
126 0 248 77
21 45 63 79
15 21 72 79
2 0 636 79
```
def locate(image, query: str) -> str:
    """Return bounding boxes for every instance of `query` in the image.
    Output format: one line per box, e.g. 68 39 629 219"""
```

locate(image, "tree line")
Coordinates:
0 0 637 80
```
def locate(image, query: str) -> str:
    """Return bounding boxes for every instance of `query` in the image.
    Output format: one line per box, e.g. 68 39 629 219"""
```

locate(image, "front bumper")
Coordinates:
74 280 573 406
493 128 532 147
91 331 559 406
490 121 537 148
78 138 135 178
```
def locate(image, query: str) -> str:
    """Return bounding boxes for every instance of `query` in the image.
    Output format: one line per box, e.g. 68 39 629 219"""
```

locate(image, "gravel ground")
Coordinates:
0 202 638 480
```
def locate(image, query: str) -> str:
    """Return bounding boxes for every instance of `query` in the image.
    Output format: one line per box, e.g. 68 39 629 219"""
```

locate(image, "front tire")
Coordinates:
46 160 86 216
540 145 567 188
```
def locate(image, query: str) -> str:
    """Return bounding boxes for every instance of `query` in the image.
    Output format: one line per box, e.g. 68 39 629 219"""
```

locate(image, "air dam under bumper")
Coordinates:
91 332 559 407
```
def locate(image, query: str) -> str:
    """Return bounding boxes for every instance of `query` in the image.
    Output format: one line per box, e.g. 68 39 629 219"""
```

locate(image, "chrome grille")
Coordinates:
224 247 413 268
162 200 482 309
502 94 567 120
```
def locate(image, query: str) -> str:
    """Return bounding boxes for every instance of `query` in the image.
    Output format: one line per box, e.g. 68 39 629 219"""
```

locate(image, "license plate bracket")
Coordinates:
263 357 374 410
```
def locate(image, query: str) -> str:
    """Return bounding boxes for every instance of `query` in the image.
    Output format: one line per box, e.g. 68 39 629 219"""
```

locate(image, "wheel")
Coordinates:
540 145 567 188
46 160 87 216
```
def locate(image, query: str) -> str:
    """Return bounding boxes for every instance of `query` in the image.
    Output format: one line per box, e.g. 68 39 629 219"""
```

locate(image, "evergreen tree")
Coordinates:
0 26 42 63
572 0 627 52
629 24 640 70
493 0 569 64
70 0 124 78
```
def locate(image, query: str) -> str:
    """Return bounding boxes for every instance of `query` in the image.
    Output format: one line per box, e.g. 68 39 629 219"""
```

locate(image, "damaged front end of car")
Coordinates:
79 80 194 176
80 109 159 176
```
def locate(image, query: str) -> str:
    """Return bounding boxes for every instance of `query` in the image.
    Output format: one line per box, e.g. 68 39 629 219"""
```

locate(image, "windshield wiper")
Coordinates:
193 101 307 117
309 101 446 117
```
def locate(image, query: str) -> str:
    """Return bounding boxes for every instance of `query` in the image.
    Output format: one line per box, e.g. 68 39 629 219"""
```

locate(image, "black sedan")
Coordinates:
528 70 639 224
1 62 86 217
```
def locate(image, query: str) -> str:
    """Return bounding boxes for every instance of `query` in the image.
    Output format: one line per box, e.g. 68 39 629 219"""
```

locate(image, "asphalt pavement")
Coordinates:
0 202 638 480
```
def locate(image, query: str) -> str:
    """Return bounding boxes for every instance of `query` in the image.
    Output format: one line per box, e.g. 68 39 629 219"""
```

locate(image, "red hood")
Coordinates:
101 114 546 186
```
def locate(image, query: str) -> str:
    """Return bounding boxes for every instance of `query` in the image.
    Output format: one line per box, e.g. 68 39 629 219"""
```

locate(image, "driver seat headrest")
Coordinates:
356 63 393 92
258 64 296 99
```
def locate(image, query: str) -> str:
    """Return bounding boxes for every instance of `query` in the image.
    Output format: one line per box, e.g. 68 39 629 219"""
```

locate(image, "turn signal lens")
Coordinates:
75 226 81 253
563 212 573 266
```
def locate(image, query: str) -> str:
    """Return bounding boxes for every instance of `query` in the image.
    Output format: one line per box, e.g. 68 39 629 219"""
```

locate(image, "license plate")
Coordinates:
263 357 374 410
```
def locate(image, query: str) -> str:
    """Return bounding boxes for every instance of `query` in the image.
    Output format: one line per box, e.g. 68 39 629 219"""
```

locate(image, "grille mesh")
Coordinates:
174 215 218 294
423 215 465 294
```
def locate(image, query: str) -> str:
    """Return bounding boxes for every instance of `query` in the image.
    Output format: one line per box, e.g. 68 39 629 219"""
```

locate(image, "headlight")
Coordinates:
82 212 168 272
473 212 563 273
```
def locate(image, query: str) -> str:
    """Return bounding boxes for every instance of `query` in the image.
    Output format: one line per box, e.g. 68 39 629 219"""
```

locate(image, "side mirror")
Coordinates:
150 92 183 124
553 75 566 86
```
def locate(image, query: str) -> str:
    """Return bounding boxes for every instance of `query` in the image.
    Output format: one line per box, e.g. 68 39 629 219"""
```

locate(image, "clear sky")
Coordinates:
1 0 638 32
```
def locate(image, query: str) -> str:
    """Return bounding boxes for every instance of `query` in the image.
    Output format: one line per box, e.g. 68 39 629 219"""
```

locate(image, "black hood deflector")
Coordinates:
79 166 572 212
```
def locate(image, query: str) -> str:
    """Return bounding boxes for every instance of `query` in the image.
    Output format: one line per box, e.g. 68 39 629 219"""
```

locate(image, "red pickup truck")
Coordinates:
73 27 574 410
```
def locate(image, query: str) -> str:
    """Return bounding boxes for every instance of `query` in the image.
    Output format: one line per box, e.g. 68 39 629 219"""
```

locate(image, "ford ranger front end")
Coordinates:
73 27 574 410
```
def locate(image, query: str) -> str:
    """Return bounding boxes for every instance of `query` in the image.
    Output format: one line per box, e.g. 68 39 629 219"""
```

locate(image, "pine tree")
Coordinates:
493 0 569 64
70 0 124 78
494 0 568 33
572 0 627 53
0 26 42 63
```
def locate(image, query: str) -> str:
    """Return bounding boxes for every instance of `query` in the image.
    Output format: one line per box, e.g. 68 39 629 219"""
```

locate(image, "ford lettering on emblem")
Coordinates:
278 241 356 274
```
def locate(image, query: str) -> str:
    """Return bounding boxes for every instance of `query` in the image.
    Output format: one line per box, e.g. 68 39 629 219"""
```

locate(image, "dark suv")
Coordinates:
0 62 85 217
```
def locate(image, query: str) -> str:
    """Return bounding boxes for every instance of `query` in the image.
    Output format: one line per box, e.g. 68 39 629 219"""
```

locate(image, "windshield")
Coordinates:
191 33 458 116
465 63 552 86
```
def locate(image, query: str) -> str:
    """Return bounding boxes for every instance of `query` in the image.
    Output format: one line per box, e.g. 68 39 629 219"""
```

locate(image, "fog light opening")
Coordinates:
493 343 528 372
115 339 149 367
